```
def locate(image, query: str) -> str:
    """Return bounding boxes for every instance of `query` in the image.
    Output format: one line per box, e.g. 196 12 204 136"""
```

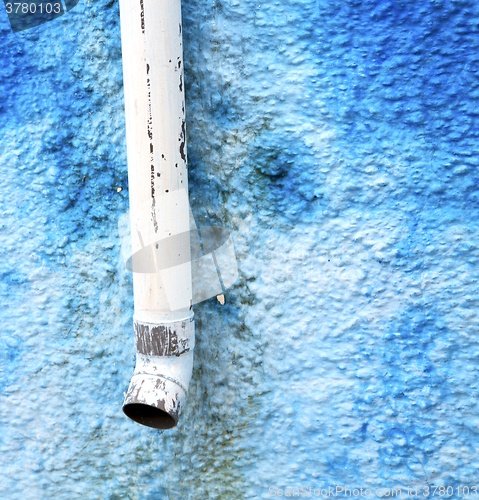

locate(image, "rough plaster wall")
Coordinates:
1 0 479 498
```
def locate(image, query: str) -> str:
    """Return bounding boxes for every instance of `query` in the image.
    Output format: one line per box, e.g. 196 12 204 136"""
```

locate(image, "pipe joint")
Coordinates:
134 315 195 357
123 314 195 429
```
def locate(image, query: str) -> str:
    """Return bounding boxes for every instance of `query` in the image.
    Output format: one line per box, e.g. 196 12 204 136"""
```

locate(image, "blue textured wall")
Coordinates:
1 0 479 498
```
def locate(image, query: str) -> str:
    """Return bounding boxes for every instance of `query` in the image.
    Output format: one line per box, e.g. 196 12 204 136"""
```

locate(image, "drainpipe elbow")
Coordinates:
123 313 195 429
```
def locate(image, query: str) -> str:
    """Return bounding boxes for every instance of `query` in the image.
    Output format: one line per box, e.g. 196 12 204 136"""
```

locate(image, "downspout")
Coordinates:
119 0 193 428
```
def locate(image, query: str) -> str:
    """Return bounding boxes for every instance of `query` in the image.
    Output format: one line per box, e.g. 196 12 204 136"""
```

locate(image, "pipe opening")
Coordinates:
123 403 177 429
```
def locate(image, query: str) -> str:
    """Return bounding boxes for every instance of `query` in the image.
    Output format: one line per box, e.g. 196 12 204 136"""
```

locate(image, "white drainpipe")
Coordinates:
119 0 193 428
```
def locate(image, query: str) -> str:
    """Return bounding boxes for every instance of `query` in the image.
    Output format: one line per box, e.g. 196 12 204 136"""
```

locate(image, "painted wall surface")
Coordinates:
1 0 479 498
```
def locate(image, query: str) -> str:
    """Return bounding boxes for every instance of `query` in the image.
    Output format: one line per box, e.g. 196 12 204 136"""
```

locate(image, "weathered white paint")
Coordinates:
119 0 194 427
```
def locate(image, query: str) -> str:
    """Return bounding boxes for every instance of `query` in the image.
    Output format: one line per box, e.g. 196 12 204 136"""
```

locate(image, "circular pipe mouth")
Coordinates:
123 403 177 429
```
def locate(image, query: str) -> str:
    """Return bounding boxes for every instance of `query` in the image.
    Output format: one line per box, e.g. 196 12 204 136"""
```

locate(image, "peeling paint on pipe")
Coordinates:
119 0 193 428
123 316 194 428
